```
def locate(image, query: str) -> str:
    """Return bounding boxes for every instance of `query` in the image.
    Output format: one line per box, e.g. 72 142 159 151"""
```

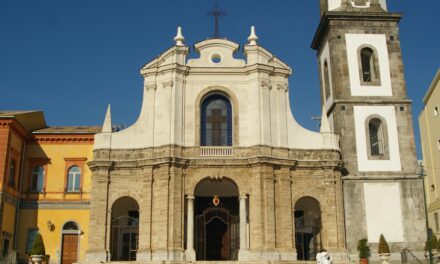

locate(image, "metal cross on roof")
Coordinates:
207 4 227 38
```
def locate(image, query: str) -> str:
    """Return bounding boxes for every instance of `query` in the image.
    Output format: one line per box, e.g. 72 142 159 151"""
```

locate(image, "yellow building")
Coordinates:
0 111 98 264
420 69 440 237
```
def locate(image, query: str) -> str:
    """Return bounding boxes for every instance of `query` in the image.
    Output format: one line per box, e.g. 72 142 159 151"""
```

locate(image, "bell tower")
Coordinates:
312 0 425 255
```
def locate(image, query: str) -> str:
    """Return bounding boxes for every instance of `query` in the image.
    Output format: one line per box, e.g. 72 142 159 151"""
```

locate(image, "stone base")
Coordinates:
136 250 152 261
184 249 196 261
279 251 297 261
151 250 184 261
84 250 108 262
238 250 293 261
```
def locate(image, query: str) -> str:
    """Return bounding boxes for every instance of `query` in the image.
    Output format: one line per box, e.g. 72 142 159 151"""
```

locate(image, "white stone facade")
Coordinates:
94 38 338 151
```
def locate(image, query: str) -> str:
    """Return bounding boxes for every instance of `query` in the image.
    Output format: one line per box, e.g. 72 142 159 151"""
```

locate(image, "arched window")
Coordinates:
31 166 45 192
369 118 385 156
67 166 81 192
323 60 331 99
9 160 16 187
360 47 379 83
201 94 232 146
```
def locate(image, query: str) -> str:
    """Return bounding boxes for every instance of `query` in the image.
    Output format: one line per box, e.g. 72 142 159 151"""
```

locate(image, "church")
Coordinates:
0 1 426 264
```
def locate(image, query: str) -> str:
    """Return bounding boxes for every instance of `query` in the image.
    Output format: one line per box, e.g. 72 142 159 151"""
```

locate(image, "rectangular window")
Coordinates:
435 212 440 231
438 140 440 150
8 160 16 188
26 229 38 254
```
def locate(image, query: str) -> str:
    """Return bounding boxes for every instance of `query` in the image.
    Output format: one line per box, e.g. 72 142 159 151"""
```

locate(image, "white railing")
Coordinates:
200 147 233 157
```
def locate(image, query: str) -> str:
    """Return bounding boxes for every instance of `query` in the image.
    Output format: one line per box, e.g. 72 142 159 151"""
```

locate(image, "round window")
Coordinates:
211 53 222 64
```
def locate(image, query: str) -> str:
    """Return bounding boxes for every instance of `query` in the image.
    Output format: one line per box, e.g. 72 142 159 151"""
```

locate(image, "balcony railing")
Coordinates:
200 146 233 157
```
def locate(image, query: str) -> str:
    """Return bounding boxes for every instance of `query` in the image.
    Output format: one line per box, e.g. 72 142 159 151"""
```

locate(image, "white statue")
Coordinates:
317 249 332 264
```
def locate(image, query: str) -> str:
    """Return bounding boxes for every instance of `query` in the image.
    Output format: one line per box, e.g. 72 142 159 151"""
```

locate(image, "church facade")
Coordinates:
0 1 426 264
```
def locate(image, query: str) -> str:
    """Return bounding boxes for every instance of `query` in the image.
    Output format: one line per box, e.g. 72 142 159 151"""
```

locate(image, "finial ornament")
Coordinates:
102 104 112 133
174 26 185 46
248 25 258 45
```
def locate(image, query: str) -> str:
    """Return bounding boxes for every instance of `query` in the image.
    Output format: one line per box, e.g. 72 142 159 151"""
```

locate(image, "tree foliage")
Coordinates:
424 235 438 252
30 233 46 255
358 238 370 259
378 234 390 254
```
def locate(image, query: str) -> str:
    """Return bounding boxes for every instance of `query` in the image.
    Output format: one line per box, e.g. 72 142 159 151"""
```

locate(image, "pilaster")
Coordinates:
262 165 276 249
85 161 112 262
137 168 153 261
249 165 264 250
151 164 170 260
167 164 184 260
274 167 296 260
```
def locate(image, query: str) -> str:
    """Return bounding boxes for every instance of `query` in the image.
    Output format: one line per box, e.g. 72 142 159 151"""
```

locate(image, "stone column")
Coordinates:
239 195 249 259
185 195 196 261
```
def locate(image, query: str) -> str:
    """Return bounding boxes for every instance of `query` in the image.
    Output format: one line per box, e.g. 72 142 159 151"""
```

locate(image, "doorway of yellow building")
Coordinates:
61 222 80 264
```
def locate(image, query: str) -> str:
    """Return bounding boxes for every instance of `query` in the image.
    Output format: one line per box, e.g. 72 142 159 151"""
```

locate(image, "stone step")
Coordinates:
90 261 323 264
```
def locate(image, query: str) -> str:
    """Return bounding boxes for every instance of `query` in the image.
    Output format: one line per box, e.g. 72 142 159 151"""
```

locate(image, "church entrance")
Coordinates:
294 197 322 260
194 178 239 260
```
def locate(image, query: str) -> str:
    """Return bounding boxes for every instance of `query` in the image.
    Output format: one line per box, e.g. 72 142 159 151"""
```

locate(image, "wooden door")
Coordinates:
61 234 78 264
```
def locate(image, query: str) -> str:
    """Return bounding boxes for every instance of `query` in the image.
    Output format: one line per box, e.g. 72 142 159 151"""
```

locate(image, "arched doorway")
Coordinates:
194 178 239 260
294 197 322 260
61 221 80 264
110 196 139 261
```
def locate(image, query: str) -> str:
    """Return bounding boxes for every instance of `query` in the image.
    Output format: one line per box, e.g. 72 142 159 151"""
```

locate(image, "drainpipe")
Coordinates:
13 132 28 251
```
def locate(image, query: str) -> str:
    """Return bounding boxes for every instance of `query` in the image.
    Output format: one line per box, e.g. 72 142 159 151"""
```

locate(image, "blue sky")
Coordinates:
0 1 439 158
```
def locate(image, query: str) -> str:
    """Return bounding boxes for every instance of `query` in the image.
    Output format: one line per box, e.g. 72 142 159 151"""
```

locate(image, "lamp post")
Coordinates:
419 162 433 264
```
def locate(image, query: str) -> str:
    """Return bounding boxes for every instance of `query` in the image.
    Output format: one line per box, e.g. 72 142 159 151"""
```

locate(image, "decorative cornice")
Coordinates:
29 134 94 144
64 157 87 162
312 12 403 50
0 119 28 138
0 119 13 127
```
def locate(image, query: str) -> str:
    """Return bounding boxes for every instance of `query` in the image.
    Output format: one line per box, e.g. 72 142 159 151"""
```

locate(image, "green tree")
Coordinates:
30 233 46 255
424 235 438 252
358 238 370 259
378 234 390 254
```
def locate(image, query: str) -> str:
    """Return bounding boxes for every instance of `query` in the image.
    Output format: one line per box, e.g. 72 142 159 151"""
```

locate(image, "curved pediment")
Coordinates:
187 39 245 67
